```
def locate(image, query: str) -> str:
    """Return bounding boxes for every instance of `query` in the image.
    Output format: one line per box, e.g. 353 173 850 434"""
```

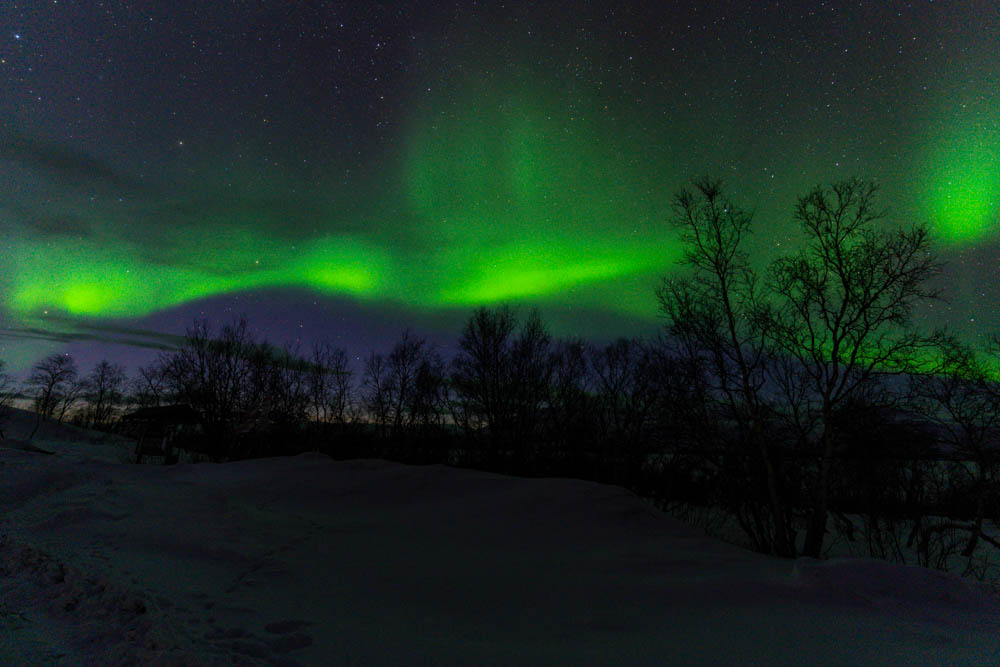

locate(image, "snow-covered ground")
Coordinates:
1 418 999 664
1 407 138 464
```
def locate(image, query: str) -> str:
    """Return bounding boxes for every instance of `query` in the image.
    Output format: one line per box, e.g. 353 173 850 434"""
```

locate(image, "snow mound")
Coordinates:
2 448 999 664
792 557 999 619
2 407 135 463
0 535 197 665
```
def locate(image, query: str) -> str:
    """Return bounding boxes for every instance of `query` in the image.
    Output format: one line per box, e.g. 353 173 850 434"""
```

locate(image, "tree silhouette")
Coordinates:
308 341 353 425
130 361 169 410
657 178 793 557
766 178 942 557
911 338 1000 562
590 338 665 487
451 305 519 453
361 350 392 435
159 317 258 458
0 359 13 439
82 360 126 429
26 353 79 438
451 306 552 471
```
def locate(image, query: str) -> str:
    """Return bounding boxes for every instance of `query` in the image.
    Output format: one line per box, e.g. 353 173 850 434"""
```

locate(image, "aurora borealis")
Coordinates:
1 1 998 372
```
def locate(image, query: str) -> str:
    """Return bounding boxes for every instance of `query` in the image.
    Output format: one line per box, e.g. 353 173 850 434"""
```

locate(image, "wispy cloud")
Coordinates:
0 130 153 194
0 317 323 371
0 317 184 352
0 202 94 239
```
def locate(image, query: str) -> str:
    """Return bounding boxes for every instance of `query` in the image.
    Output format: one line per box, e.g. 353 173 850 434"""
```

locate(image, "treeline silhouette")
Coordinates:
1 177 997 583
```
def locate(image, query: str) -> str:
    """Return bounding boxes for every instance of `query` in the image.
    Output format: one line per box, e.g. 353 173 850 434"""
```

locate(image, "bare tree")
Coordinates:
767 178 942 557
131 361 170 410
451 306 519 443
385 330 427 435
656 178 793 557
160 317 258 458
911 338 1000 563
308 341 353 425
361 351 392 434
26 353 79 438
451 306 553 471
407 348 448 432
82 360 126 429
361 331 443 440
0 359 13 439
55 377 85 423
590 338 668 486
507 310 553 467
261 342 311 429
547 338 594 460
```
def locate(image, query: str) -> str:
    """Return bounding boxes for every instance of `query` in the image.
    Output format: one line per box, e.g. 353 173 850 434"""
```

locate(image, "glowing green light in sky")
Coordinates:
7 234 388 318
398 82 674 316
920 102 1000 244
3 81 677 325
433 241 670 306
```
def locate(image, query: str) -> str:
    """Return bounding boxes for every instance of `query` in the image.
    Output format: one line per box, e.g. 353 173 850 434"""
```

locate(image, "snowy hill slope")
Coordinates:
1 445 998 665
2 407 136 463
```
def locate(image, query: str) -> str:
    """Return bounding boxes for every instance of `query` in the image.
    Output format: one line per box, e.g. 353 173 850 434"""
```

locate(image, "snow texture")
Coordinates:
1 418 999 664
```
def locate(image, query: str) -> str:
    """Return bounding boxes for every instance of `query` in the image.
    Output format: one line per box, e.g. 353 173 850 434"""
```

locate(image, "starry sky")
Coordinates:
1 1 998 374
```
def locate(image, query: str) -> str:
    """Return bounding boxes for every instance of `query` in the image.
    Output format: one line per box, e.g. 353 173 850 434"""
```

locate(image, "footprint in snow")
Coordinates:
265 619 313 634
269 632 313 653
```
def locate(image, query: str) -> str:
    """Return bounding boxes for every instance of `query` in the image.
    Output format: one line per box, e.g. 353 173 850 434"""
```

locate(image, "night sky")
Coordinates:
1 1 998 374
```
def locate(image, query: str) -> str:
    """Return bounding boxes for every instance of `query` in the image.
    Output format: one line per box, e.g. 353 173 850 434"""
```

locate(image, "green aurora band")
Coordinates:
6 84 679 324
918 96 1000 245
3 82 998 327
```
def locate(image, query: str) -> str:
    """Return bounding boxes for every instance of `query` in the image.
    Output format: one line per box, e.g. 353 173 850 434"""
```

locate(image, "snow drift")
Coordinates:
1 434 998 664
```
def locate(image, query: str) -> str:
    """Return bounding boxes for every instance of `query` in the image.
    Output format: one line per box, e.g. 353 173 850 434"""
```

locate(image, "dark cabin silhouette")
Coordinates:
121 404 202 464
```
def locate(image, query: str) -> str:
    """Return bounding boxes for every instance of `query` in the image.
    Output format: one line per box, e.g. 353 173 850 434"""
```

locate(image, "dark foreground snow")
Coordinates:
1 438 998 665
